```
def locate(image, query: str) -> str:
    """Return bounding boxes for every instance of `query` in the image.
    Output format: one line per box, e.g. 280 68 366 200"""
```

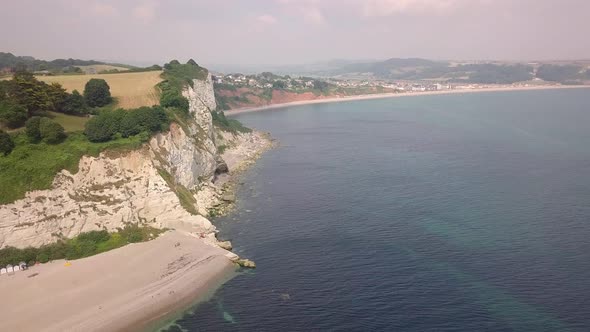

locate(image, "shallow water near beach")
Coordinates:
164 89 590 331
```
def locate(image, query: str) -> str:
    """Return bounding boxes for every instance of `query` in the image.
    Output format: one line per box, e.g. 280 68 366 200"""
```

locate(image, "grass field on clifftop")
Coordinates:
38 71 163 109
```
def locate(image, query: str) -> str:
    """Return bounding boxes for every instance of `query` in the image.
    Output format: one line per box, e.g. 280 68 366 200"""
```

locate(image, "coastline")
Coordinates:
0 231 237 332
225 85 590 115
0 129 274 332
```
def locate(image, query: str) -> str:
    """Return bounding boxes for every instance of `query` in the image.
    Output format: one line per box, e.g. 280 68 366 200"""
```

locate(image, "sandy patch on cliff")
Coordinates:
0 231 235 332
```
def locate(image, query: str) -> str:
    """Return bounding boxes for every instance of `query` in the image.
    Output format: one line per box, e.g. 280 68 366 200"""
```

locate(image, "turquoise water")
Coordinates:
166 89 590 331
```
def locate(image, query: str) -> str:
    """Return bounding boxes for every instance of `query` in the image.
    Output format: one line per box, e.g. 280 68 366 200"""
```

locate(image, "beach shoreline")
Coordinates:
0 129 274 332
0 231 237 332
226 85 590 116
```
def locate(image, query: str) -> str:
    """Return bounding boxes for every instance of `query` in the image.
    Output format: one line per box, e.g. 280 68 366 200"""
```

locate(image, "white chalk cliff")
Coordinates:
0 74 249 249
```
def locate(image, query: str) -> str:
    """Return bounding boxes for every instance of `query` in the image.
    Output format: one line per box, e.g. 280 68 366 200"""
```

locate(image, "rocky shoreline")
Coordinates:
0 73 275 330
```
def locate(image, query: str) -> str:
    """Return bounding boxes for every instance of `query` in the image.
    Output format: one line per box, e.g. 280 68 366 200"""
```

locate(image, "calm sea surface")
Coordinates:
165 89 590 331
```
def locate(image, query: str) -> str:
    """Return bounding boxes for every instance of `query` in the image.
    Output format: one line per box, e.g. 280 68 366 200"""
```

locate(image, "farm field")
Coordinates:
38 71 162 109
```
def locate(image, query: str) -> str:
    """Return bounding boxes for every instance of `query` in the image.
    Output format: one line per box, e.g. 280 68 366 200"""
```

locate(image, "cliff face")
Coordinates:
0 74 232 249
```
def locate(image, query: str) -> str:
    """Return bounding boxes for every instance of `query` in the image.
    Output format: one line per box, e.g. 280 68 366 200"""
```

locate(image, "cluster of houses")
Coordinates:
212 71 528 95
213 73 319 90
0 262 28 276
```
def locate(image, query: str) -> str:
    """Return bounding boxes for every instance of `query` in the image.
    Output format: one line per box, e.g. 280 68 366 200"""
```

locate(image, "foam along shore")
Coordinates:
0 231 236 332
226 85 590 115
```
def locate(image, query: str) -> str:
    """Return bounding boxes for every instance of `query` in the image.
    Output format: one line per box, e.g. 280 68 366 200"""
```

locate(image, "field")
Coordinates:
47 111 89 132
38 71 163 109
75 64 131 74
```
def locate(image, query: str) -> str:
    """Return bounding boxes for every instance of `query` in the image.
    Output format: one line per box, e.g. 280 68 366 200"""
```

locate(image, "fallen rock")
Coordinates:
215 156 229 174
236 259 256 268
222 193 235 203
217 240 233 251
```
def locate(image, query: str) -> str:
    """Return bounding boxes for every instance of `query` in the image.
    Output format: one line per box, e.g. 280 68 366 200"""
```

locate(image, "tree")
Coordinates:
83 78 112 107
12 71 53 116
0 130 15 156
272 81 286 89
39 118 66 144
0 101 27 128
187 59 198 66
25 116 42 142
313 80 329 92
46 82 68 111
61 90 88 115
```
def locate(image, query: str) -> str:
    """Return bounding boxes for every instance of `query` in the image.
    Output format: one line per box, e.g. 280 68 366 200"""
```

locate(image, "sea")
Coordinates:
164 88 590 331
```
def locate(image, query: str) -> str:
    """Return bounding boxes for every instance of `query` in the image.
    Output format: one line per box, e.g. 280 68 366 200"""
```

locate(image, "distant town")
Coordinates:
212 71 563 96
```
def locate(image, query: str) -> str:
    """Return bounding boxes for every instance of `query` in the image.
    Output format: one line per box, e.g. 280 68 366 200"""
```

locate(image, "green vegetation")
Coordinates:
0 57 251 207
211 110 251 133
0 132 147 204
537 64 584 82
161 60 208 90
84 106 167 142
61 90 88 115
0 130 14 155
0 100 27 128
25 116 66 144
0 71 91 134
47 111 89 132
324 58 539 84
217 144 227 154
157 168 198 215
0 52 104 74
0 225 165 266
454 64 533 84
39 117 66 144
83 78 112 107
158 60 207 115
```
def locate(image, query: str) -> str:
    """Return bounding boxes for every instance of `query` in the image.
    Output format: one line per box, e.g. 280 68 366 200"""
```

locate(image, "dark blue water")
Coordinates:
167 89 590 331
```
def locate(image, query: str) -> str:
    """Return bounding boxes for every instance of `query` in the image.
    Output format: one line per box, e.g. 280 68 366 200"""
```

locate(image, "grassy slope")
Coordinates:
47 111 89 132
38 71 163 109
0 133 147 204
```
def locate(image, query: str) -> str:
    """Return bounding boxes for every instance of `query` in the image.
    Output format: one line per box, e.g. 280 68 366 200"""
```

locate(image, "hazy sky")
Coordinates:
2 0 589 66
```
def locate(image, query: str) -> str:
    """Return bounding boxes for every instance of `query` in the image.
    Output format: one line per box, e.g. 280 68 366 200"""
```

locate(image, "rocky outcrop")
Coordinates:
0 74 249 249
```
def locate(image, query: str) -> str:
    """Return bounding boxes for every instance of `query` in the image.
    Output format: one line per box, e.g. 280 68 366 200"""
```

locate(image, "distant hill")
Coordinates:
308 58 590 84
0 52 132 75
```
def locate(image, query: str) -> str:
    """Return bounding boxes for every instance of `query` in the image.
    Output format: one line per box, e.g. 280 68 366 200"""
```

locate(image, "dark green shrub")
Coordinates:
77 230 110 243
160 87 189 113
0 130 15 156
0 101 27 128
39 118 66 144
84 78 112 107
25 116 42 142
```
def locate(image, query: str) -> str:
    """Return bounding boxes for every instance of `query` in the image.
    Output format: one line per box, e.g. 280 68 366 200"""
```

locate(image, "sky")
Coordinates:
1 0 589 66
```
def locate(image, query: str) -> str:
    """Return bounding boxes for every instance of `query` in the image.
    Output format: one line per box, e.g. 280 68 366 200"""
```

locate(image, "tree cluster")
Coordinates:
84 106 168 142
0 71 91 129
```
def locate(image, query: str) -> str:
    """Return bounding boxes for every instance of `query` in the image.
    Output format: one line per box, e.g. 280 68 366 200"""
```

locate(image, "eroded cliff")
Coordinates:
0 74 267 249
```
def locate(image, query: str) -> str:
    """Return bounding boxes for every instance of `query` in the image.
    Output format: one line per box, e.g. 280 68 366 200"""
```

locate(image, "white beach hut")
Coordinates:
0 268 6 275
6 265 13 273
13 265 20 272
